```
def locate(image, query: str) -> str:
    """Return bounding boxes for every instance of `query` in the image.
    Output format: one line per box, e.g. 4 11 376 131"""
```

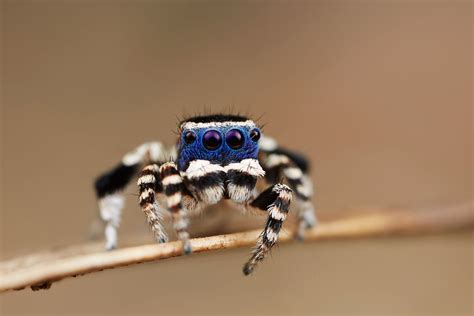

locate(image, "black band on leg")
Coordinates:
95 163 139 198
250 185 278 210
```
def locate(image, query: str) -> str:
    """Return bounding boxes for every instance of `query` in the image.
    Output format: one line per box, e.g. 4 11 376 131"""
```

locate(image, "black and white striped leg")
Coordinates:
138 164 168 243
243 183 292 275
283 166 317 240
95 159 139 249
95 142 166 250
160 162 192 254
265 152 317 240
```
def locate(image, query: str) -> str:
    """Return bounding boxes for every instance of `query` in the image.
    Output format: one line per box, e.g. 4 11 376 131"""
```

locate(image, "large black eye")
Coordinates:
249 128 261 142
202 130 222 150
184 131 196 144
226 129 244 149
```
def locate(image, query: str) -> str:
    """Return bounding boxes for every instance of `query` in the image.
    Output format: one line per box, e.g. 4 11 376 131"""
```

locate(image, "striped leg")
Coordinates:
282 163 316 240
160 162 192 254
95 141 166 250
264 152 317 240
138 164 168 243
243 183 292 275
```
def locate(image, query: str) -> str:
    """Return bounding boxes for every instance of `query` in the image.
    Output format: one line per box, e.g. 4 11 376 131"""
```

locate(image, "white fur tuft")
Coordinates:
224 158 265 178
186 160 225 179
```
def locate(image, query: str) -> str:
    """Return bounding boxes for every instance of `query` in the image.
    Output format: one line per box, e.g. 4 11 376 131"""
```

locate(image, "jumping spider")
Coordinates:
94 114 316 275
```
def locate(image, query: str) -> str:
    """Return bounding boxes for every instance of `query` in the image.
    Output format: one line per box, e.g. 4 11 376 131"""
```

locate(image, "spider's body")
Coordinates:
95 114 316 275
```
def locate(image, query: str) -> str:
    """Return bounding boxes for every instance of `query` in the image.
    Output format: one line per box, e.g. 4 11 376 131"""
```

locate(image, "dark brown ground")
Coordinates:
1 1 472 315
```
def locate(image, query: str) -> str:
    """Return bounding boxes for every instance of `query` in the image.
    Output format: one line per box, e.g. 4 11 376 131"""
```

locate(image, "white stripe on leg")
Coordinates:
99 193 124 250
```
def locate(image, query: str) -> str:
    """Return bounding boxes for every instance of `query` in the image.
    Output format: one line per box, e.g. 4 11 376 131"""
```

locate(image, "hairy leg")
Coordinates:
95 142 166 249
243 183 292 275
260 138 317 240
137 164 168 243
160 162 193 254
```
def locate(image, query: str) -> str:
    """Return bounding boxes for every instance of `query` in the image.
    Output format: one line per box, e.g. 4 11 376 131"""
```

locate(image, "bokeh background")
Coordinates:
1 0 472 315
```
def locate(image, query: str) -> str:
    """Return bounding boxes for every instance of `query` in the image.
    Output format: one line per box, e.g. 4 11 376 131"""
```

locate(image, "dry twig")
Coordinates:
1 203 472 293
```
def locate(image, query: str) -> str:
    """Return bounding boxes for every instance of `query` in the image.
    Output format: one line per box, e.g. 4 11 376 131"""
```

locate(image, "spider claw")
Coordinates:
183 241 192 255
295 231 305 241
105 244 117 251
243 263 254 276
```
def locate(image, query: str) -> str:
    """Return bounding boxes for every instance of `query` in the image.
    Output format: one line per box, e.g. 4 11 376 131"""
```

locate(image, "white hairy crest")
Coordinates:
181 120 256 130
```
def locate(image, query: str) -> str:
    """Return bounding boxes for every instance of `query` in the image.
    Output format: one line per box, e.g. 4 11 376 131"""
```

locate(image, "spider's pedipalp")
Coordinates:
225 158 265 203
184 160 226 205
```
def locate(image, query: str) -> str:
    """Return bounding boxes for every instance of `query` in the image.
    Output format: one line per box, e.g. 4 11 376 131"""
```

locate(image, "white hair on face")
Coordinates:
180 120 257 130
185 160 225 179
224 159 266 178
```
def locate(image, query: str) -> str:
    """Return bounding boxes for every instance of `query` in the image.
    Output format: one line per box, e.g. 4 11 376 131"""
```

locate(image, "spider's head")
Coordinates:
177 114 261 171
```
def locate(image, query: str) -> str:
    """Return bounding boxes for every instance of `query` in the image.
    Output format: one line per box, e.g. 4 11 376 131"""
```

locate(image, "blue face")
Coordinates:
177 122 261 171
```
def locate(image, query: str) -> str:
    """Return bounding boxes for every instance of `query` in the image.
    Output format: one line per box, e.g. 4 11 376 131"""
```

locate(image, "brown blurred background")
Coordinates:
1 0 472 315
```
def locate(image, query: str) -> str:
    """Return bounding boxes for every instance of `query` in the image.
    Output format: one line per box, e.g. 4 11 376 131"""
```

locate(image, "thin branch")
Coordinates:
1 203 473 293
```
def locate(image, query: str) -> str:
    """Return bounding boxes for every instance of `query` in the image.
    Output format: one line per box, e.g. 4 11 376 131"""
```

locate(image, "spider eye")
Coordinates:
226 129 244 149
249 128 261 142
184 131 196 144
202 130 222 150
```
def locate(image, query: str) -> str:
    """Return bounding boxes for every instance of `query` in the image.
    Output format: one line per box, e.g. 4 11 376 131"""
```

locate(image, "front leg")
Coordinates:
224 158 290 275
159 162 193 254
243 184 292 275
137 164 168 244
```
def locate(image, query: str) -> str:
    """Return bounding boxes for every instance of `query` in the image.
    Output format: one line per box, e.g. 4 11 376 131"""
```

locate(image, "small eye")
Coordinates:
184 131 196 144
226 129 244 149
249 128 261 142
202 130 222 150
